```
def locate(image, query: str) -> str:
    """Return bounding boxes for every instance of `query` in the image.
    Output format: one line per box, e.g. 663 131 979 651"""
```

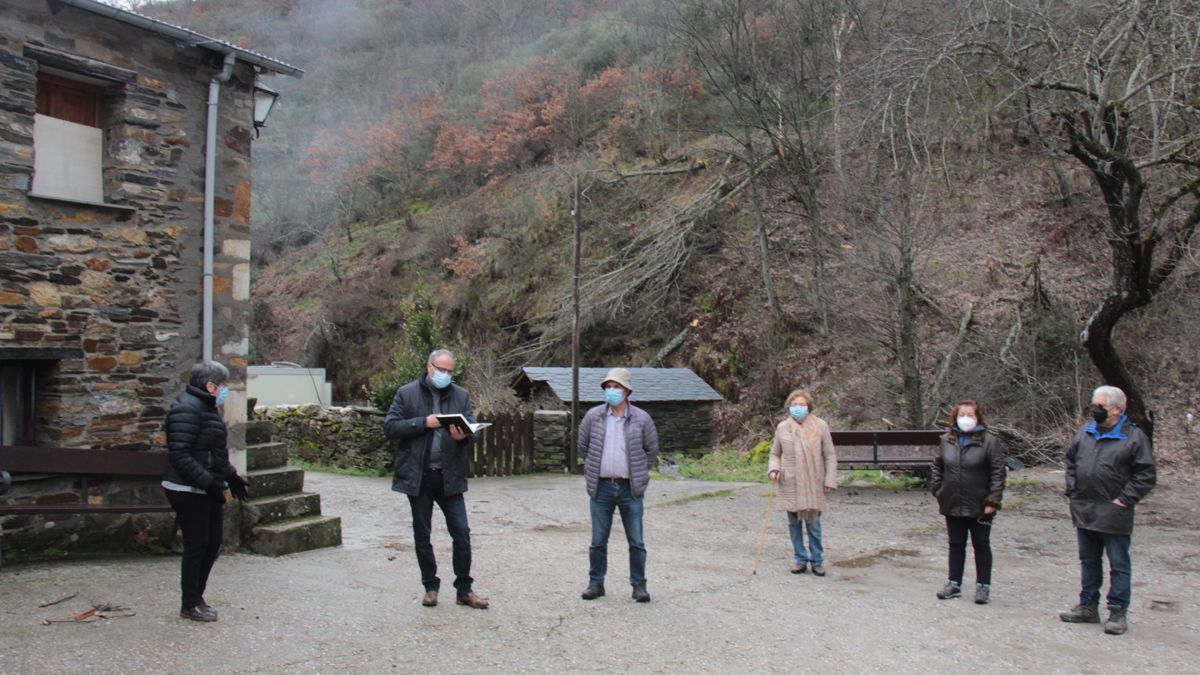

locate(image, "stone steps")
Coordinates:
246 441 288 471
249 515 343 557
241 420 340 556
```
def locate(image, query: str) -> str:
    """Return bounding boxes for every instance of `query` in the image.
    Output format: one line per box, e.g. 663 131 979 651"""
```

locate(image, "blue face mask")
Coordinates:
604 387 625 407
431 370 452 389
789 405 808 421
215 386 229 406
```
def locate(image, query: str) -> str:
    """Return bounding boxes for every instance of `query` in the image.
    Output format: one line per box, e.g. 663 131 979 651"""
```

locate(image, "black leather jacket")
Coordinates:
382 374 475 496
930 428 1006 519
162 385 235 490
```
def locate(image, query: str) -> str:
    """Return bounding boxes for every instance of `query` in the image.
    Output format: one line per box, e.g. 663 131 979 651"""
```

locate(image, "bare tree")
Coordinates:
975 0 1200 437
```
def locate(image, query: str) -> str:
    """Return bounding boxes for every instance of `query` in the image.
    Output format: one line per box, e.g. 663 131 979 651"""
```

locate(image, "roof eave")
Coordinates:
57 0 304 78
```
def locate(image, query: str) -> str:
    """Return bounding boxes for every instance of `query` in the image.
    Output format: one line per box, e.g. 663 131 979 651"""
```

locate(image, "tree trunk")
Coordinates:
744 129 782 322
1080 295 1154 437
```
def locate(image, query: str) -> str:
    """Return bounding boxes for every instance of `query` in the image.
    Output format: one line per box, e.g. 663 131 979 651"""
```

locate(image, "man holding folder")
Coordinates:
383 349 489 609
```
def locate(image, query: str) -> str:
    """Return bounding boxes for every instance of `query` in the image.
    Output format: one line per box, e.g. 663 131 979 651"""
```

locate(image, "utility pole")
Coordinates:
569 173 581 472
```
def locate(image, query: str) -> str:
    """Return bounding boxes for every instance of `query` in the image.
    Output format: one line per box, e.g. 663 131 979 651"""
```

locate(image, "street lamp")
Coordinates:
253 79 279 134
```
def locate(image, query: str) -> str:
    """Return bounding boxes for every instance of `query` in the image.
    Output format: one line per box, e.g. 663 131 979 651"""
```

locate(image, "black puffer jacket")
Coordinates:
1065 417 1156 535
162 385 235 490
930 428 1006 519
383 373 475 497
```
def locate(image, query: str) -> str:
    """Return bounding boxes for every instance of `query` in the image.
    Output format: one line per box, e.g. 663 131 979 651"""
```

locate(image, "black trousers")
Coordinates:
407 468 473 595
165 489 224 610
945 515 993 585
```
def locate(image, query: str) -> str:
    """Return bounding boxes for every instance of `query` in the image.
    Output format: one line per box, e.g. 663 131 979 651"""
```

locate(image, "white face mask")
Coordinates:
956 416 977 432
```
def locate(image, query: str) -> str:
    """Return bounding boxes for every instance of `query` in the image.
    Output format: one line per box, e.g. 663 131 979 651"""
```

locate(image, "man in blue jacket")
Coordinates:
1059 385 1156 635
383 349 488 609
578 367 659 603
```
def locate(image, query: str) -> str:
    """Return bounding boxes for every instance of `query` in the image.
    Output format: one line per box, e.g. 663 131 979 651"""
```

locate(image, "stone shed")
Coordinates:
0 0 303 556
513 367 724 455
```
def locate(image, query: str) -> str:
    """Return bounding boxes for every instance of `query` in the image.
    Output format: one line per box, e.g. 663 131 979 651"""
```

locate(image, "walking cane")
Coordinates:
752 479 776 575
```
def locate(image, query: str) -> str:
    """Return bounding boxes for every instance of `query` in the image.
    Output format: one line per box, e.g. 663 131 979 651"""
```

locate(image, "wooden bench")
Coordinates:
830 430 943 466
0 446 171 515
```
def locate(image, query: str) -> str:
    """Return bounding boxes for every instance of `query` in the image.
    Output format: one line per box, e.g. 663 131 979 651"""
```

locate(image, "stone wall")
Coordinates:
259 405 397 475
638 402 715 455
532 410 570 471
0 1 260 556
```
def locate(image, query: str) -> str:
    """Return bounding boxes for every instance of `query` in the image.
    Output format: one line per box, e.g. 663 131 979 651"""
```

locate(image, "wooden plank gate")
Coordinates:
467 413 534 477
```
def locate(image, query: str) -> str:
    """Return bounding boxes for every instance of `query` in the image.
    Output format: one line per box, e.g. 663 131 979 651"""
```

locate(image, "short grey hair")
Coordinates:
189 360 229 389
1093 385 1126 410
428 349 454 365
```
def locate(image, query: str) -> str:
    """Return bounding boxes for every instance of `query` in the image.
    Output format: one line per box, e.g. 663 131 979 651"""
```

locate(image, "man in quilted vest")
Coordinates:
578 367 660 603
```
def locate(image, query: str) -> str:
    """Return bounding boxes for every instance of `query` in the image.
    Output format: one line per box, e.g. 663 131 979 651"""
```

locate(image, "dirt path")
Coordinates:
1 468 1197 673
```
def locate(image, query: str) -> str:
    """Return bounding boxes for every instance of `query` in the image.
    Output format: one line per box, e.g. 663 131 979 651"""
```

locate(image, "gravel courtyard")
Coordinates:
2 468 1198 673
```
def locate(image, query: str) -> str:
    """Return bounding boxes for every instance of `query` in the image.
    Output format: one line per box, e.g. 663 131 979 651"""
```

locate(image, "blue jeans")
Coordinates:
589 478 646 586
787 512 824 566
407 468 473 596
1077 527 1132 608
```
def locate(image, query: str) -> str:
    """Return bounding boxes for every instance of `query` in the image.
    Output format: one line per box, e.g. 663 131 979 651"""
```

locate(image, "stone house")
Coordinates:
513 367 724 455
0 0 302 553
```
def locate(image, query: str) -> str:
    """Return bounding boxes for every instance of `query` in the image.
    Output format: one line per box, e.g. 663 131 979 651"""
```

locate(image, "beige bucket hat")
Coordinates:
601 367 633 392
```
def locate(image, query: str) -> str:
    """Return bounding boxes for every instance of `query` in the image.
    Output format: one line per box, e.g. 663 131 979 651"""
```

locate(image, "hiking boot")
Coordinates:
581 583 605 600
632 583 651 603
1059 603 1100 623
936 581 962 600
811 564 826 577
974 583 990 605
1104 605 1128 635
790 561 807 574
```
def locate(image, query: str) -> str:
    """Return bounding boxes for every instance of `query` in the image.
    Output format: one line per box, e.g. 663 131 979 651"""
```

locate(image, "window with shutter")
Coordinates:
31 71 106 203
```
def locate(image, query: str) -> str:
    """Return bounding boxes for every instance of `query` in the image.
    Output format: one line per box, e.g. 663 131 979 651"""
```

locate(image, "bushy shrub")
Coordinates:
366 307 472 410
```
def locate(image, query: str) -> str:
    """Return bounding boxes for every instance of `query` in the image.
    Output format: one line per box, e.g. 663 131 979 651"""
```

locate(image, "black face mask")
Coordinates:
1090 405 1109 424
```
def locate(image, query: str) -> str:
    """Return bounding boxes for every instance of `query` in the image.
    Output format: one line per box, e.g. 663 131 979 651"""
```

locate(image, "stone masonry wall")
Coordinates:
0 0 259 556
259 405 397 476
637 402 715 455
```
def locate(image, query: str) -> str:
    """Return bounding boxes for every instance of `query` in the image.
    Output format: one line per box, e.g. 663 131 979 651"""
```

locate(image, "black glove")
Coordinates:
227 474 249 502
206 482 227 504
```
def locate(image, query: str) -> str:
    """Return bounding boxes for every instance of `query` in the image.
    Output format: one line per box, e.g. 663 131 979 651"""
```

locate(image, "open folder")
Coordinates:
434 414 491 435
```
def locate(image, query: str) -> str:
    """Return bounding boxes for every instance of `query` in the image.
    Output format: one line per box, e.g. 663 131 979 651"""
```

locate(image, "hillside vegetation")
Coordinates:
136 0 1200 467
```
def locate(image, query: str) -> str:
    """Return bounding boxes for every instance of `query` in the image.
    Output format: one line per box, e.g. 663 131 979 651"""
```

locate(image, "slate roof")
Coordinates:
517 367 723 403
59 0 304 77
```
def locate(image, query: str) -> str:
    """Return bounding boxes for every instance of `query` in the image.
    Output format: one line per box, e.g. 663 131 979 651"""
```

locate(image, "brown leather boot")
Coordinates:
456 592 489 609
421 590 438 607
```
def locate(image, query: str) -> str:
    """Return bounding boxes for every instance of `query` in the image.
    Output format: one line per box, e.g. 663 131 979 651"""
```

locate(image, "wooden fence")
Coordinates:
468 413 535 477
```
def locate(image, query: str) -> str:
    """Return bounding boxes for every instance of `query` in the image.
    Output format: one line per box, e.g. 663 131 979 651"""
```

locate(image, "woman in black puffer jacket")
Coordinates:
162 361 248 622
929 400 1006 605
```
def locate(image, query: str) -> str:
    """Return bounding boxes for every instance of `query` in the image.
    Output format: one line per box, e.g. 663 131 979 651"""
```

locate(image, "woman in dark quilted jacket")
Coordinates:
929 400 1006 605
161 361 249 622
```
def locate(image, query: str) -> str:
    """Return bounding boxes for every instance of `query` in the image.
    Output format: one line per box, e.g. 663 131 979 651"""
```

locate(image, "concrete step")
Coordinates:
249 515 342 556
247 467 304 498
241 492 322 530
245 420 275 445
246 441 288 471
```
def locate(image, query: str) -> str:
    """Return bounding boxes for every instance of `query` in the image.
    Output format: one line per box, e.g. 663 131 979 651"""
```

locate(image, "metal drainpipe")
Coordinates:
203 52 236 361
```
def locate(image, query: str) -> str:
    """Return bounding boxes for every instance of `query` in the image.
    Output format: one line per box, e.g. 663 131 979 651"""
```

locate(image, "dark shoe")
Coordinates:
811 564 826 577
421 590 438 607
180 606 218 622
632 583 650 603
1059 603 1101 623
456 592 489 609
1104 605 1128 635
581 584 605 600
790 561 807 574
936 581 962 599
974 584 990 605
198 601 219 619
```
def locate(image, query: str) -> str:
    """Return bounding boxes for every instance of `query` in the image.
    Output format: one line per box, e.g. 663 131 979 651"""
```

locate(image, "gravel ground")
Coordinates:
1 467 1198 673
